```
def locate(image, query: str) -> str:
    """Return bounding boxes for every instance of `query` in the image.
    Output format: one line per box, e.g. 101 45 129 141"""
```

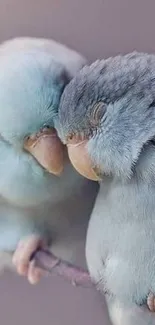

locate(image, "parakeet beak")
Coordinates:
24 127 65 175
67 140 100 181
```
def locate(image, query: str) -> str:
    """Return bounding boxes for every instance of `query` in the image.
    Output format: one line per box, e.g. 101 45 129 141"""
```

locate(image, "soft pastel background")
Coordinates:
0 0 155 324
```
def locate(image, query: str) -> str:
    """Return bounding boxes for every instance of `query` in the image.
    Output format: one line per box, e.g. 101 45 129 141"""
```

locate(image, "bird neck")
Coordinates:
99 142 155 185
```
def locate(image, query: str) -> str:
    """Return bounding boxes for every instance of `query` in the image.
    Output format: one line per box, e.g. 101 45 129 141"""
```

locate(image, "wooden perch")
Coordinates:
33 249 94 288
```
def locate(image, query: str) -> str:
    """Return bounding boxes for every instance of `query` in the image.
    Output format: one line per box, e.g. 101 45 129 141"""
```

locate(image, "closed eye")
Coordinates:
90 101 107 126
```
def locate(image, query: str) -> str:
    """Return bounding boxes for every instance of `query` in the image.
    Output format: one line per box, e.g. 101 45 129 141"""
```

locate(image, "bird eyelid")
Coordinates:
90 101 106 126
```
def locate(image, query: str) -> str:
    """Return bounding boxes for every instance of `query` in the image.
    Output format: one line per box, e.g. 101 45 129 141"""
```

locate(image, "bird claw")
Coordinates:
12 234 47 284
71 280 77 286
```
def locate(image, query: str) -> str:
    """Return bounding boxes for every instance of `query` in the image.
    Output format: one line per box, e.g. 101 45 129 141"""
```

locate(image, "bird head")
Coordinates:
58 52 155 180
0 49 69 176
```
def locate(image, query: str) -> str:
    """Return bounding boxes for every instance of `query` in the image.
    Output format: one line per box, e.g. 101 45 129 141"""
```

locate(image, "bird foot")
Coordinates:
12 234 47 284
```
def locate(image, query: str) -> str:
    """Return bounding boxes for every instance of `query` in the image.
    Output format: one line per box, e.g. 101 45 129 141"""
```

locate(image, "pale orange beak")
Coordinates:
67 140 100 181
24 127 65 175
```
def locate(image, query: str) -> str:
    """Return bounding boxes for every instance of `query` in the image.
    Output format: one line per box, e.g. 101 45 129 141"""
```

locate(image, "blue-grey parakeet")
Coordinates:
0 37 98 285
57 52 155 324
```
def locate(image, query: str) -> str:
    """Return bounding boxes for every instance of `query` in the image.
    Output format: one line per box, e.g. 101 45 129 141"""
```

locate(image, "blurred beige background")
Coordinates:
0 0 155 324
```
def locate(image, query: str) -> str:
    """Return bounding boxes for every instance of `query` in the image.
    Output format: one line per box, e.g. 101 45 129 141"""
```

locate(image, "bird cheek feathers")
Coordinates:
24 127 65 176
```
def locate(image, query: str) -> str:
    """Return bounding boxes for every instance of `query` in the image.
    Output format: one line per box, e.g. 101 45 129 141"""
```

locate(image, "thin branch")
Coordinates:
33 249 94 288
